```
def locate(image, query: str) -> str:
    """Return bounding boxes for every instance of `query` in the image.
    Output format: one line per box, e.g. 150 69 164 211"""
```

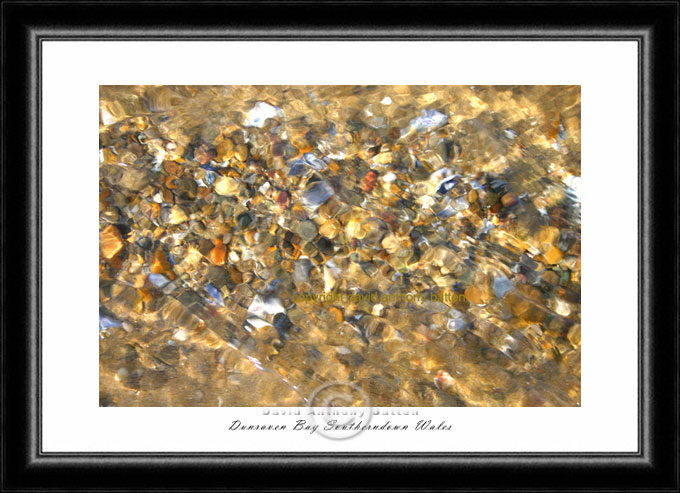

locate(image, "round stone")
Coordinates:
298 221 318 241
214 176 240 196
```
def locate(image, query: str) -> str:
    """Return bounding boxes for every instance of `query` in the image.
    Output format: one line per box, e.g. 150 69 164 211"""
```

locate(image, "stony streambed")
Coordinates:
99 85 581 407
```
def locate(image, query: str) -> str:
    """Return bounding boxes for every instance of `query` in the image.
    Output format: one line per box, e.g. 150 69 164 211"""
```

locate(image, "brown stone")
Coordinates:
465 285 485 305
163 160 181 176
362 170 378 193
541 270 560 286
277 191 290 212
538 226 560 246
168 205 188 225
542 245 563 265
319 219 342 240
209 238 226 265
567 324 581 346
228 266 243 284
108 254 123 271
195 146 216 165
328 306 343 323
235 144 248 162
516 284 544 303
216 139 234 161
100 225 124 259
151 248 174 277
501 192 518 207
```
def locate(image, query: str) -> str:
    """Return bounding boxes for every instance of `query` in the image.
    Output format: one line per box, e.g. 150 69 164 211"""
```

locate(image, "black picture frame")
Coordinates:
2 1 678 490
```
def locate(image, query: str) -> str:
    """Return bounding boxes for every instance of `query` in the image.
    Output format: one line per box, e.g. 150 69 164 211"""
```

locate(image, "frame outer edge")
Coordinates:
0 1 676 490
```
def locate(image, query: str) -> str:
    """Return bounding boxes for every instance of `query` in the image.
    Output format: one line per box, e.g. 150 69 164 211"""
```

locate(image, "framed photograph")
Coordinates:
2 1 678 490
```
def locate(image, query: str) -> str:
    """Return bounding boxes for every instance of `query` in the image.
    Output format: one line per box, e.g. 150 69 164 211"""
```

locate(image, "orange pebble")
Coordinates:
165 175 179 189
209 238 226 265
328 306 343 323
151 248 174 278
100 225 124 260
362 170 378 193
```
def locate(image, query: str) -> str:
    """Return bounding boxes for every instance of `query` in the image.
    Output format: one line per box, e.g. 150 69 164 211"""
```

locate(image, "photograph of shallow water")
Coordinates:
99 85 580 407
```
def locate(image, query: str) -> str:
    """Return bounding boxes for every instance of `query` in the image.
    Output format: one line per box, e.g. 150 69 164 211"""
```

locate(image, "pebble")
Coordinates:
465 285 485 305
539 226 560 246
318 219 341 239
567 324 581 346
362 170 378 193
235 144 248 162
302 181 334 208
501 192 518 208
209 238 226 265
328 306 344 323
243 101 284 128
302 153 327 171
151 248 173 276
100 225 124 259
542 245 564 265
214 176 240 196
237 212 253 229
168 205 188 225
216 139 234 161
493 275 514 298
407 109 448 133
297 221 318 241
293 259 314 283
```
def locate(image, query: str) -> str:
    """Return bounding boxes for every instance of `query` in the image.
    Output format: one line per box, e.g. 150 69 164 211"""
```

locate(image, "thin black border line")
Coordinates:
5 0 673 3
0 5 5 487
37 36 642 459
675 1 680 485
